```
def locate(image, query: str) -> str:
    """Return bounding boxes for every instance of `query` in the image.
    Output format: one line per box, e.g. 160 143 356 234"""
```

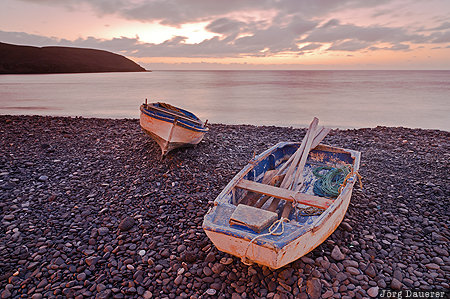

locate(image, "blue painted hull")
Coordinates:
203 142 361 268
140 102 208 156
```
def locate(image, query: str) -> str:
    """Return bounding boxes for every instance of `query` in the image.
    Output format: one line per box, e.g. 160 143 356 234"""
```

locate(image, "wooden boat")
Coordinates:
203 118 361 269
140 101 208 156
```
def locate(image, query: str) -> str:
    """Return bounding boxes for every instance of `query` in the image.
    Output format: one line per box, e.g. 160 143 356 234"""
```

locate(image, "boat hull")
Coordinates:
140 103 207 156
203 142 361 269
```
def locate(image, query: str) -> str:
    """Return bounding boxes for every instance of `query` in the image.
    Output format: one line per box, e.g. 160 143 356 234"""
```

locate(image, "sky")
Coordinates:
1 0 450 70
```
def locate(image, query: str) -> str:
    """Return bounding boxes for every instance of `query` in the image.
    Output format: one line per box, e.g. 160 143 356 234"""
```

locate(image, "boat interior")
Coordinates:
228 143 357 230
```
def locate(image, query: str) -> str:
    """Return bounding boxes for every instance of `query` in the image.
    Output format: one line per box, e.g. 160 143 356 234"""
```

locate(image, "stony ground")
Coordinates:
0 115 448 299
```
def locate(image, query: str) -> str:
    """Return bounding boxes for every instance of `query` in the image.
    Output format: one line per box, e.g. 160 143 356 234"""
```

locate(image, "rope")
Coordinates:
297 206 324 216
339 169 363 193
313 165 351 198
241 218 289 266
313 165 362 198
289 194 324 218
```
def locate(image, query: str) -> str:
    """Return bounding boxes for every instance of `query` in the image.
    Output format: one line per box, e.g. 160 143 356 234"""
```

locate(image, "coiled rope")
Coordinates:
313 165 362 198
240 166 362 265
313 165 351 198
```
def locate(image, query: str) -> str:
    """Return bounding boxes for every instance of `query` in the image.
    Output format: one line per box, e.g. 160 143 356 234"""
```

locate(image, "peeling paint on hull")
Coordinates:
203 142 361 269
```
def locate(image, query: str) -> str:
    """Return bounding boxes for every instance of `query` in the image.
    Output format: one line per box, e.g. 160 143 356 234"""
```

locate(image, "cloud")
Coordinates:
18 0 391 25
370 8 392 18
297 21 432 53
429 31 450 43
0 30 59 46
420 21 450 32
369 43 411 51
265 0 392 20
298 43 322 51
17 0 274 25
232 17 317 54
6 0 449 59
390 43 411 51
320 19 340 29
206 18 247 34
0 18 437 59
327 40 370 51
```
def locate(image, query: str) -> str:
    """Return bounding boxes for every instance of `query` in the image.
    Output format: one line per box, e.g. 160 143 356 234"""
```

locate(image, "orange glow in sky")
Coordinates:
1 0 449 70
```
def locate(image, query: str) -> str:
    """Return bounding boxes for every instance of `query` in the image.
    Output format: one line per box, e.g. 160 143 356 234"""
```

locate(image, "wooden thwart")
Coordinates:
236 179 332 210
239 170 284 207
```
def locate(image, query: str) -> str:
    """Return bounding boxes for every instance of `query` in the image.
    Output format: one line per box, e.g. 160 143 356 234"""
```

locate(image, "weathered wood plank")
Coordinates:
281 118 318 189
280 124 319 213
236 179 332 210
240 170 277 206
229 204 278 233
282 125 331 216
267 118 318 212
254 174 284 209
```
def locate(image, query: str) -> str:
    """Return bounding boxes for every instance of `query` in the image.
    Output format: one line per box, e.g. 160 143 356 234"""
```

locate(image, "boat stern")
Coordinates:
203 203 282 268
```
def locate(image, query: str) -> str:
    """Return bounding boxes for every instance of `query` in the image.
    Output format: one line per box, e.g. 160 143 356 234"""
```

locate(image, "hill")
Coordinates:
0 42 146 74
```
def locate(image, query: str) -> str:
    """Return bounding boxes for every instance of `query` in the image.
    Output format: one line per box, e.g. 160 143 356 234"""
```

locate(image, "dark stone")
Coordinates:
391 278 403 290
433 246 448 256
365 264 377 278
331 246 345 261
340 222 353 232
1 116 448 299
1 290 11 298
203 267 213 276
118 217 135 232
306 278 322 299
205 252 216 263
182 251 197 263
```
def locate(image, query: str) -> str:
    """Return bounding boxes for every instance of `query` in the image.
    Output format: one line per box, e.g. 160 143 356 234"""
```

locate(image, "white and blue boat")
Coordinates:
140 101 208 156
203 134 361 269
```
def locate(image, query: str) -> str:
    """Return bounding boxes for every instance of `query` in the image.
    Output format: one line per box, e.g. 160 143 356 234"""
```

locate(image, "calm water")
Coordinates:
1 70 449 130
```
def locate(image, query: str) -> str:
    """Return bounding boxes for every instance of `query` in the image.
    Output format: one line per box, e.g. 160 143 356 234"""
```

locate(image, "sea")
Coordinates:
1 70 449 131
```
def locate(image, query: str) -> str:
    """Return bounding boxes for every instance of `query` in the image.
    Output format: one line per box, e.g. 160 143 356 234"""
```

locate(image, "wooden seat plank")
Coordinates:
235 179 332 210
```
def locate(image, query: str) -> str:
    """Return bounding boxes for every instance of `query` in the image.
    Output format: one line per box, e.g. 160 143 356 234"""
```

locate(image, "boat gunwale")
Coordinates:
204 141 361 248
212 142 359 207
142 103 205 125
140 105 208 133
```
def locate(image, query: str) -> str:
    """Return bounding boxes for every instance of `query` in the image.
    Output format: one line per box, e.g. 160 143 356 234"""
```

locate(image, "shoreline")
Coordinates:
1 114 449 133
1 115 448 298
0 115 450 133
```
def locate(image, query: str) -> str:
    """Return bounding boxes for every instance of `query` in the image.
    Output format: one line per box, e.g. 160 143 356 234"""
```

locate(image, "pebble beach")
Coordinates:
0 115 448 299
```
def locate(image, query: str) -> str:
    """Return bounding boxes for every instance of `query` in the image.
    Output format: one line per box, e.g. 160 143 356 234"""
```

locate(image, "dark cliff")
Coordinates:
0 42 146 74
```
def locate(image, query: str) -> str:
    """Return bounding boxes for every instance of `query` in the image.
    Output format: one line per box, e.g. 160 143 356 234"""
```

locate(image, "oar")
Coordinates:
291 125 320 191
280 118 319 189
311 127 331 150
293 126 331 191
279 127 317 216
266 118 319 212
279 125 318 216
272 126 329 181
281 126 331 217
275 149 296 176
